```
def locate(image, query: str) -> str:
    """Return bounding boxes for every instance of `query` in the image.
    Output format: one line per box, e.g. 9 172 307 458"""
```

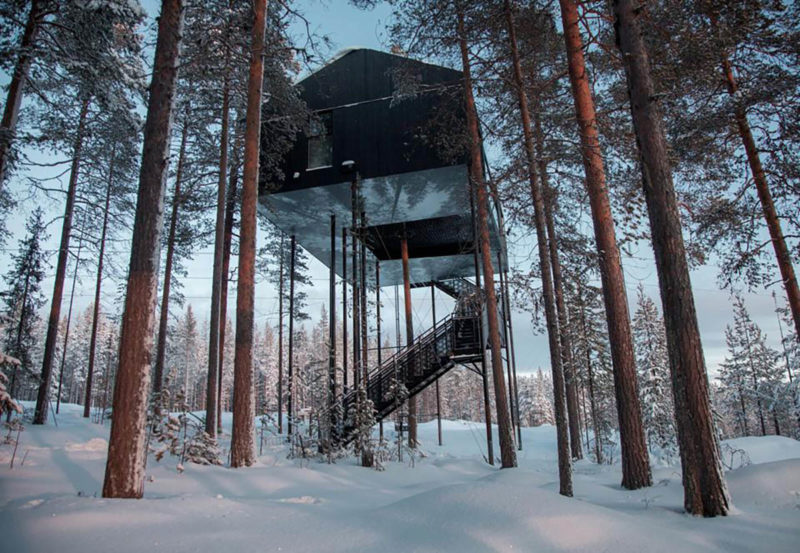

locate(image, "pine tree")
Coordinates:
2 208 49 407
32 0 146 424
612 0 730 515
632 285 676 462
103 0 185 499
230 0 268 468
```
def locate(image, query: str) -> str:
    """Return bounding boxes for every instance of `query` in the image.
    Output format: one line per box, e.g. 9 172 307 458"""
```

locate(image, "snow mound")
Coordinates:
727 459 800 509
723 436 800 465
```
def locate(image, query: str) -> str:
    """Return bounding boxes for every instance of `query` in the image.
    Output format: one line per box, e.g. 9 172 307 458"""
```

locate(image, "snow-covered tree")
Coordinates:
632 285 676 462
2 208 49 403
717 295 787 437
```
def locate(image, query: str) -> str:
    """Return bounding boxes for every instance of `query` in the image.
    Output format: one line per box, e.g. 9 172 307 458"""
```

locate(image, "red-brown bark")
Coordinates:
230 0 268 468
102 0 184 498
458 9 516 469
558 0 650 488
719 56 800 341
0 0 51 187
400 237 417 448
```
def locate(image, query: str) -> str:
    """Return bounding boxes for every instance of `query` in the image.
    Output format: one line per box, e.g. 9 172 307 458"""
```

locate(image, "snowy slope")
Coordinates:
1 403 798 553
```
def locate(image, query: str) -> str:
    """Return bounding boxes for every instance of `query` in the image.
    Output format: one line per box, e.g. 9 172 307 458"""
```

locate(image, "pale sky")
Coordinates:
0 0 791 379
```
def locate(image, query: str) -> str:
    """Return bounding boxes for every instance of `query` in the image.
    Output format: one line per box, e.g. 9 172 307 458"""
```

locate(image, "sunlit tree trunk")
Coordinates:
230 0 268 468
557 0 650 489
458 8 516 469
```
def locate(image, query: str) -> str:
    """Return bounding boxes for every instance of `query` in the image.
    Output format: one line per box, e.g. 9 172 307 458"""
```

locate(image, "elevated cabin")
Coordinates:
259 47 506 286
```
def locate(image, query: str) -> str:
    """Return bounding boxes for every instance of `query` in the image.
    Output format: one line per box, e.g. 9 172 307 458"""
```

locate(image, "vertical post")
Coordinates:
360 210 368 388
432 284 442 446
287 235 296 437
401 235 417 448
342 227 348 396
277 234 284 434
376 260 383 441
394 283 403 460
329 214 337 444
351 179 360 392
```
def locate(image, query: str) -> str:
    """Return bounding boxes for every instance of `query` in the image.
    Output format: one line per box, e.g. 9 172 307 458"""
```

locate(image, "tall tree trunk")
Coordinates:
230 0 268 468
84 147 116 418
0 0 49 187
503 0 566 484
458 9 516 469
153 118 188 396
34 95 91 424
704 14 800 341
612 0 730 516
56 213 85 414
400 237 417 448
102 0 184 499
218 138 240 433
557 0 650 489
532 97 583 460
206 72 230 438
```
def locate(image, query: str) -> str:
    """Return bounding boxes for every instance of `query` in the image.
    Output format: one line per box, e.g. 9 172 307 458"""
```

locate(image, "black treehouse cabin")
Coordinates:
258 48 519 449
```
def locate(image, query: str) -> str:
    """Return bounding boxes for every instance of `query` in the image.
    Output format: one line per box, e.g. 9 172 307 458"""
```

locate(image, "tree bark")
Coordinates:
230 0 268 468
400 237 417 448
153 118 187 396
217 140 240 433
557 0 650 488
718 56 800 341
612 0 730 516
56 213 85 414
102 0 184 499
34 95 91 424
0 0 49 187
84 152 115 418
206 72 230 437
532 97 583 460
458 9 516 469
503 0 566 484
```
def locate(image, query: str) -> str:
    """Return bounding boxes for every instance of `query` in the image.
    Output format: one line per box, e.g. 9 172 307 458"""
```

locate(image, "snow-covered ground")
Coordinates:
1 403 799 553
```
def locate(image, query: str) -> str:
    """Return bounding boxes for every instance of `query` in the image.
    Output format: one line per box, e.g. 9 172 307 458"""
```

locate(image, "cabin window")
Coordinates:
307 111 333 169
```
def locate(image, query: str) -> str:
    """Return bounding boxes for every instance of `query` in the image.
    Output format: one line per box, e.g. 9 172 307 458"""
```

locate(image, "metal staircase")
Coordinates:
339 278 483 443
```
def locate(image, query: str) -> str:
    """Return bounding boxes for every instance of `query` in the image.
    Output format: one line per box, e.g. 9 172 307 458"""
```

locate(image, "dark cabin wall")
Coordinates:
267 49 467 194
